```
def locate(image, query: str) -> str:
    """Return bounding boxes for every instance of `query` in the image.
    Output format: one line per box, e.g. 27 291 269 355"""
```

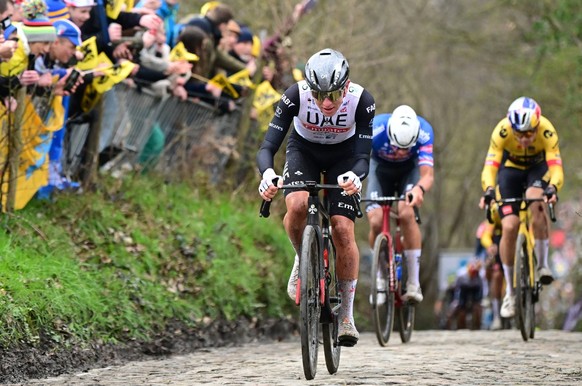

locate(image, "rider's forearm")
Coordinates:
417 166 434 192
548 163 564 191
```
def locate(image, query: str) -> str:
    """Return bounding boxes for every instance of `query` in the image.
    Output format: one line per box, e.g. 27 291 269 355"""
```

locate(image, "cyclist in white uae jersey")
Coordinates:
257 48 376 346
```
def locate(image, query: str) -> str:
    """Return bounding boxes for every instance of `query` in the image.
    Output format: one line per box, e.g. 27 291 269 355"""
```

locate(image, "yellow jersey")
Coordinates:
481 116 564 191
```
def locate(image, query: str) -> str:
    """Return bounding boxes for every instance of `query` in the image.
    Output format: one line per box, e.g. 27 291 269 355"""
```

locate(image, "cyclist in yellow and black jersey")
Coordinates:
479 96 564 319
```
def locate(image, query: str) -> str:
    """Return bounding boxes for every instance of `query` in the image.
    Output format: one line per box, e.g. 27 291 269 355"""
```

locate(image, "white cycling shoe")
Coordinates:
369 277 387 305
500 293 516 318
287 256 299 302
402 283 423 304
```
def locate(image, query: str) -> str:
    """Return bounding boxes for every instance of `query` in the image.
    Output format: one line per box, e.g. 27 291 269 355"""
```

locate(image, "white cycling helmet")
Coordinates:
387 105 420 149
507 96 541 132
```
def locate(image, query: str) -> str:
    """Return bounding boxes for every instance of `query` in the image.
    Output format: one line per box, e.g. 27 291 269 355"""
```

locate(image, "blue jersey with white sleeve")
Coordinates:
371 113 434 167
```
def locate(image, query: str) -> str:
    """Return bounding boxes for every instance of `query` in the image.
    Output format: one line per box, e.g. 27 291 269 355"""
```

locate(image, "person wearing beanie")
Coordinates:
46 0 70 21
20 0 57 55
228 26 253 67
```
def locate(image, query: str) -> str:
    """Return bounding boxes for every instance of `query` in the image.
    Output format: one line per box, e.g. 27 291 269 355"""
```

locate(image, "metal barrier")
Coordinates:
63 84 242 183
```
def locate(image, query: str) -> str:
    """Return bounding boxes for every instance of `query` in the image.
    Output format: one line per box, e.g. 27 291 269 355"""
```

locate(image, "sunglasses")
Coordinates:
513 129 536 139
311 89 343 102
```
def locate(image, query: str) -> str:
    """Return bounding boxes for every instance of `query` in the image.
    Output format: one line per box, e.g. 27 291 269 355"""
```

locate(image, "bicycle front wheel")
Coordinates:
515 233 533 342
299 225 321 380
370 233 395 346
322 236 341 375
396 254 415 343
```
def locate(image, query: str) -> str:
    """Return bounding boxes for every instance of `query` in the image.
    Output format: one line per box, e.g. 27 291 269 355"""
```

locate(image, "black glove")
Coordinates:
544 184 557 201
483 186 495 205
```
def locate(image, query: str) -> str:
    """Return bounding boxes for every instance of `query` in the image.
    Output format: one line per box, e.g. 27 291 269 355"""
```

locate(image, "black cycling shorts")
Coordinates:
364 157 419 211
283 135 360 221
497 162 549 219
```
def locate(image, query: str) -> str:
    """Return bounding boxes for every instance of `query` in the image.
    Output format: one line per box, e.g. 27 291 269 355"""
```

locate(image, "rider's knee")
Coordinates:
502 218 519 235
331 218 353 245
398 207 416 226
286 197 307 217
367 210 382 232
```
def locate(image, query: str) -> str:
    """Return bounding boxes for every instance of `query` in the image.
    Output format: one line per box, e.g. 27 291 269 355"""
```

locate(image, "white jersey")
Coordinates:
292 80 365 145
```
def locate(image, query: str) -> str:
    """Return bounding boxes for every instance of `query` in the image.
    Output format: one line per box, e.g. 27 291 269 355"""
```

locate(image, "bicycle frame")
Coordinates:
516 205 535 288
488 198 556 288
486 197 556 341
379 201 402 304
368 196 420 299
362 195 420 346
259 180 362 379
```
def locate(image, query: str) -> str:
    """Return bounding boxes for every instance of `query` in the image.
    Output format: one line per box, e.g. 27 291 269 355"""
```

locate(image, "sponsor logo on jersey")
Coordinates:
269 123 284 131
418 129 431 143
305 112 350 128
281 94 295 108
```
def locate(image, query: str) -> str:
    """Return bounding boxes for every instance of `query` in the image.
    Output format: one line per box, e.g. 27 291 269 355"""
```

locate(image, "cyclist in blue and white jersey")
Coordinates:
257 48 376 346
364 106 434 303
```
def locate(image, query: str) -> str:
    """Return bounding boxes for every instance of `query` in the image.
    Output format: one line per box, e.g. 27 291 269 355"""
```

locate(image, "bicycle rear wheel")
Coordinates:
322 236 341 374
370 233 395 346
515 233 533 342
396 254 415 343
299 225 321 380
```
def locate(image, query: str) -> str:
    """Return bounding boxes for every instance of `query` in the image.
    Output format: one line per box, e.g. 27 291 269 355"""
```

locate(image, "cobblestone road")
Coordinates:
22 330 582 385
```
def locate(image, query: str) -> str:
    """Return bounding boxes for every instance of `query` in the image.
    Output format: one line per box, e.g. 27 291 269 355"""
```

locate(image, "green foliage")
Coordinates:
0 176 293 347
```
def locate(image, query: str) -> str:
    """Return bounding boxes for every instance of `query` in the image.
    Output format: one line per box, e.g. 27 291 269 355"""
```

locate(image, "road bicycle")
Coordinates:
361 194 420 346
260 180 361 380
486 197 555 341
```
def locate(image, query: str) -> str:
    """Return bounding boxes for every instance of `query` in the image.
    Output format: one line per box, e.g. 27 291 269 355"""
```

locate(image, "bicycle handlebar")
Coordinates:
259 180 363 218
361 194 421 224
485 197 556 224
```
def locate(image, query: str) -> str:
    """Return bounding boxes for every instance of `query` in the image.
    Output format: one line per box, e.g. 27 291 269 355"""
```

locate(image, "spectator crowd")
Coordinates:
0 0 311 211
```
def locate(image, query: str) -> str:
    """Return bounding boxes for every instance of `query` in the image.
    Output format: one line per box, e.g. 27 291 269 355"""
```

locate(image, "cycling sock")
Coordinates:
534 239 549 269
338 279 357 323
404 249 421 286
503 264 513 295
491 298 500 319
480 268 489 297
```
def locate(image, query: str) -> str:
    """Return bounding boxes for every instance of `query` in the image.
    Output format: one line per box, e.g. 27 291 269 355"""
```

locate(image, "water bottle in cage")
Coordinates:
394 253 402 281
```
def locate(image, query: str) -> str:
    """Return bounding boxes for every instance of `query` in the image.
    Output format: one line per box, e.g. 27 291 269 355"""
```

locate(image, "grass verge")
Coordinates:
0 175 294 347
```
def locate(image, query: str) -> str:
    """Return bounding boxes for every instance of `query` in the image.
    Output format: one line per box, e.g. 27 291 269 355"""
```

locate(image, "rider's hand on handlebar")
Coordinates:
480 186 495 209
544 184 558 204
407 184 425 207
258 168 282 201
337 171 362 196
